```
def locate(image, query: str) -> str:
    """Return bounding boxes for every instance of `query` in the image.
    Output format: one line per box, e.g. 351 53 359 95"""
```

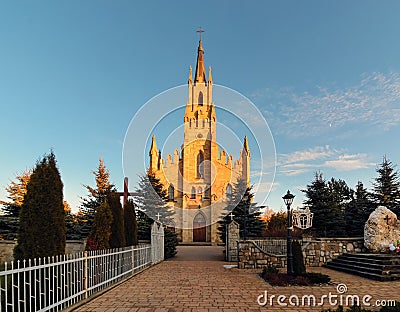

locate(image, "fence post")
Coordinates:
131 245 135 275
83 251 88 299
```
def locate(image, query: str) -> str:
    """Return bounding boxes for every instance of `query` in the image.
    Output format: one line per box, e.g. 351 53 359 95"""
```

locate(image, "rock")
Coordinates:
364 206 400 253
346 243 354 252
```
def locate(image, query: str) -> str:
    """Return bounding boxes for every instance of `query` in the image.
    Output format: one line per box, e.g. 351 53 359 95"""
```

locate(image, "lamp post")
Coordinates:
282 190 295 276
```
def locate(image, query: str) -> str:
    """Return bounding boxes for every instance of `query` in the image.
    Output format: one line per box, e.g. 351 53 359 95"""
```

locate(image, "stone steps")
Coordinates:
324 253 400 281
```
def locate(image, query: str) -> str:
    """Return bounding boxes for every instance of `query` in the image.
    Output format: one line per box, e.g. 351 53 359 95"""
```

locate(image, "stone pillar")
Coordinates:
151 221 164 263
226 221 240 262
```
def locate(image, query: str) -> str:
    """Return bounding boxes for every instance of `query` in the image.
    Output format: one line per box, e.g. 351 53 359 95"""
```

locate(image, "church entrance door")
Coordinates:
193 213 206 242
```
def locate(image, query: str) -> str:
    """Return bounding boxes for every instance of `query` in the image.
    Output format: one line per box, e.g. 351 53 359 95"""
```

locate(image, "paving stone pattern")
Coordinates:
74 246 400 312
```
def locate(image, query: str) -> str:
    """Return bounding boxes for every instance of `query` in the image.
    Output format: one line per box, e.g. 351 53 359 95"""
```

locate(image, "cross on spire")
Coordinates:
229 212 235 221
197 27 204 40
156 213 161 222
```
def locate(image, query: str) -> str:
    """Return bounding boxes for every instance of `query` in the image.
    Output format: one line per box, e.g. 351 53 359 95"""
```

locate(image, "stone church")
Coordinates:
149 38 250 244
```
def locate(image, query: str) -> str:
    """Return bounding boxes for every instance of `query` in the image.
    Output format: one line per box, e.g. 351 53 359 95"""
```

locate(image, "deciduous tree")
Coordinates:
0 169 32 216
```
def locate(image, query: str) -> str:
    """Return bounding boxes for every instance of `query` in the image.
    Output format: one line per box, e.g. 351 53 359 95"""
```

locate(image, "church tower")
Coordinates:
149 35 250 244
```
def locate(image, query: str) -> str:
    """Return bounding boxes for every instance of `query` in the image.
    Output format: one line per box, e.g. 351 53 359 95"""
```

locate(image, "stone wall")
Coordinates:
238 241 286 269
0 240 16 264
302 237 365 266
238 237 365 269
0 240 86 264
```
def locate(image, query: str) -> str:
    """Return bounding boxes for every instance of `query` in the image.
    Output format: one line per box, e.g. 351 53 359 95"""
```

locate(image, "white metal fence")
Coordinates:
0 244 153 312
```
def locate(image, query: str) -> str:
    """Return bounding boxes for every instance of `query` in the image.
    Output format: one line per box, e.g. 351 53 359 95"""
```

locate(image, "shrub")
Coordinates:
262 264 279 275
293 275 310 286
262 273 291 286
293 240 306 275
380 301 400 312
303 272 331 284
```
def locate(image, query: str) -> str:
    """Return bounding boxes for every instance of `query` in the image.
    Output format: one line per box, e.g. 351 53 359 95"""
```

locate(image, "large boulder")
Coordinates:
364 206 400 253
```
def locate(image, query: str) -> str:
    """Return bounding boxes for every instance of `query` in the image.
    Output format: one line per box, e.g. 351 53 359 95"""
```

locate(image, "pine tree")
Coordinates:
345 181 375 237
164 228 178 259
80 158 115 237
302 172 347 237
86 199 113 250
135 173 174 240
373 156 400 213
0 169 32 216
124 199 138 246
218 179 266 242
14 152 65 260
108 192 125 248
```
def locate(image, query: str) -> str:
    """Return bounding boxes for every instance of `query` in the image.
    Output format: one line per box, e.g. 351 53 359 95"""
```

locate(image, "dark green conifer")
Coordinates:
218 179 266 242
373 156 400 214
86 199 112 250
135 173 174 240
124 199 138 246
15 152 65 260
108 192 125 248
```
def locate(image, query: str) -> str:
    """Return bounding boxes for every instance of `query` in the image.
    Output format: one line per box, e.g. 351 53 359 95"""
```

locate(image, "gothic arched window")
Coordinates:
168 184 174 201
198 92 203 105
197 152 204 178
191 187 196 199
204 187 211 199
226 183 233 199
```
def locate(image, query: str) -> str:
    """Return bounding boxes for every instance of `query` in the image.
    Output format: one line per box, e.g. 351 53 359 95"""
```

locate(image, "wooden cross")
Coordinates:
384 215 391 225
197 27 204 40
229 212 234 221
156 213 161 221
115 177 142 204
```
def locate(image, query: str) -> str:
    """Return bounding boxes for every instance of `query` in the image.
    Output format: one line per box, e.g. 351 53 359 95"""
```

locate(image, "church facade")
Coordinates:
148 38 250 244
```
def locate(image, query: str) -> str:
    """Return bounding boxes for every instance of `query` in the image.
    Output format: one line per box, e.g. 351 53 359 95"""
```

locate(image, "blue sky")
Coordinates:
1 1 400 213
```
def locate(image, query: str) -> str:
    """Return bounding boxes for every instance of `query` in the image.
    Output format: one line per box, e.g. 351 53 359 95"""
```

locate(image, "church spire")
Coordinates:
149 134 158 156
194 28 206 83
243 136 250 154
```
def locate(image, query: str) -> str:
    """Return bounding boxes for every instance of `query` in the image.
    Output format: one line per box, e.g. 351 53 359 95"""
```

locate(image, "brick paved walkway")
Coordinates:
73 246 400 312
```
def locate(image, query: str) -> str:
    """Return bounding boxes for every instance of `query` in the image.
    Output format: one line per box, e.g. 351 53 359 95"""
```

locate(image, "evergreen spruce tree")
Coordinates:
86 199 113 250
80 158 115 238
345 181 375 236
218 179 265 242
14 152 65 260
108 192 126 248
124 199 138 246
372 156 400 214
0 169 32 216
135 173 174 240
164 228 178 259
302 172 347 237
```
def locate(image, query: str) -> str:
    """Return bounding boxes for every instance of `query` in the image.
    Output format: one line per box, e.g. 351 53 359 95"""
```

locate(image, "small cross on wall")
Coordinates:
384 215 391 225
